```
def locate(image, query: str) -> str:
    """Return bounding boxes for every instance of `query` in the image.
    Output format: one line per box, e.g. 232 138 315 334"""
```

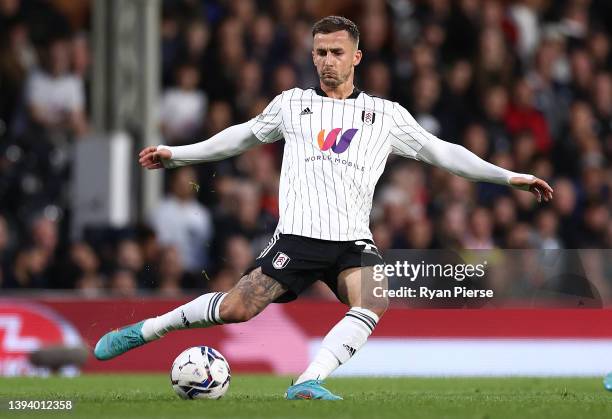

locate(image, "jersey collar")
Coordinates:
313 85 362 99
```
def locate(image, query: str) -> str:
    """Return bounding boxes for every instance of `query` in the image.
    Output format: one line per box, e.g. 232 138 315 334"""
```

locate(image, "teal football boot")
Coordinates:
94 321 147 360
285 379 343 400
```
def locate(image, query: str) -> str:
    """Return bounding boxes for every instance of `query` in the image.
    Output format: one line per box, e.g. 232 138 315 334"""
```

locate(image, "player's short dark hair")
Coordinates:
312 16 359 45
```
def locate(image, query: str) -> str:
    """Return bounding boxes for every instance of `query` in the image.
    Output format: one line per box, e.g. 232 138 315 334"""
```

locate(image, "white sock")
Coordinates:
141 292 226 341
295 307 379 384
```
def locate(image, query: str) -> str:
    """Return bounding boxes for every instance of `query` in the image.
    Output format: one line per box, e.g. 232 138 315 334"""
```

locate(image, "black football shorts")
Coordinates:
244 233 383 303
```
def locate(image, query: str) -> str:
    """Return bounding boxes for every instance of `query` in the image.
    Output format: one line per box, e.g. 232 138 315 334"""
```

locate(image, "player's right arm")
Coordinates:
139 93 284 170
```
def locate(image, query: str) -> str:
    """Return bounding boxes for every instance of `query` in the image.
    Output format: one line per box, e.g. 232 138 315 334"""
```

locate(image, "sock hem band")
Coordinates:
347 309 377 329
345 312 374 332
211 292 227 325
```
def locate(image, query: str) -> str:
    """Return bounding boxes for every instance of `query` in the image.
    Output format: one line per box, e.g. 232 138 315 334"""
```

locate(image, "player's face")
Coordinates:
312 31 362 88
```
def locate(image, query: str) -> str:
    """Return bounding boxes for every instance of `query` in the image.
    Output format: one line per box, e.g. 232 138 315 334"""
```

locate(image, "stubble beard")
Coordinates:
319 68 351 88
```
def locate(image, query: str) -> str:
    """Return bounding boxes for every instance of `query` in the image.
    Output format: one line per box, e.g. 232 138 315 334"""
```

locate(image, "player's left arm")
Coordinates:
417 135 553 202
389 103 553 203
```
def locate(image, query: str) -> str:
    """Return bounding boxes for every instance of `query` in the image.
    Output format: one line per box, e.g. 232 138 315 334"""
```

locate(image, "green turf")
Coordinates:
1 374 611 419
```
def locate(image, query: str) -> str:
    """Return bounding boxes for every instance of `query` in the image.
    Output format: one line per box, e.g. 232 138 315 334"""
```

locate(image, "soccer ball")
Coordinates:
170 346 231 399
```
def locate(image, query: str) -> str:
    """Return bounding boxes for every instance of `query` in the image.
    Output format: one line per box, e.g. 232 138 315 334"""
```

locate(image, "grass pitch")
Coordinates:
1 374 611 419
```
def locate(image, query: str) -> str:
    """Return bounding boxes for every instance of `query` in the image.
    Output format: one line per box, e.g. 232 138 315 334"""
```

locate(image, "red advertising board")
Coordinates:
2 297 612 376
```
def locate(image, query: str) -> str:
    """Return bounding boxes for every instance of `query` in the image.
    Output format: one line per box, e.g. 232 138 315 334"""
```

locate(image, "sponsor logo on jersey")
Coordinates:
272 252 291 269
303 154 366 171
317 128 359 154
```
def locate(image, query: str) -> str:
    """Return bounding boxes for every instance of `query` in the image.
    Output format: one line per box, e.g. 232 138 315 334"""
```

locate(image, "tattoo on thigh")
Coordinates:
234 268 287 314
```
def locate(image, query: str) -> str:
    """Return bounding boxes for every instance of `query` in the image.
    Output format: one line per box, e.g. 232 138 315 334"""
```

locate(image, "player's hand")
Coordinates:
509 175 553 203
138 146 172 170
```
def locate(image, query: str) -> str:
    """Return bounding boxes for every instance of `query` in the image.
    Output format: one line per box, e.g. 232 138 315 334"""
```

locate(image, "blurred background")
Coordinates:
0 0 611 302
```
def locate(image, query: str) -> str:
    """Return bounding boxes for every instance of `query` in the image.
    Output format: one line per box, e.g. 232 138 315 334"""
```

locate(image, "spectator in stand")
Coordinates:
463 207 496 249
505 78 552 154
360 10 393 65
3 245 47 289
136 225 161 287
66 241 104 290
179 20 211 72
235 61 263 120
527 38 572 140
462 124 489 159
0 17 35 132
512 131 537 174
569 48 594 100
156 245 196 296
159 62 208 145
24 36 88 138
580 154 608 204
363 61 392 99
29 215 59 283
223 235 254 279
31 215 58 260
248 14 277 74
160 5 181 86
109 269 138 298
554 100 598 178
592 72 612 141
233 146 280 219
213 180 275 257
492 196 518 245
405 218 435 250
579 201 610 248
71 32 90 80
271 63 298 95
150 166 213 273
506 222 535 249
116 239 146 286
206 17 245 100
438 203 469 249
480 85 512 154
410 72 443 136
204 101 233 137
551 178 580 248
534 209 562 249
475 26 513 93
210 235 254 292
439 60 477 140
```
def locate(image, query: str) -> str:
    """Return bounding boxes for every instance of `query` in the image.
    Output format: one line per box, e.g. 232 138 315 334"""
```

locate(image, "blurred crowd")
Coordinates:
0 0 611 301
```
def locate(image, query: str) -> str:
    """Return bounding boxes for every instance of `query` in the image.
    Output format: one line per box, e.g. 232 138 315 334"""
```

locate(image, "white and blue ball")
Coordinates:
170 346 231 400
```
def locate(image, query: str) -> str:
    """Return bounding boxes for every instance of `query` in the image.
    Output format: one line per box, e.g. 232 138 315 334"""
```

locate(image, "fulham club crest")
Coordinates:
361 110 376 125
272 252 291 269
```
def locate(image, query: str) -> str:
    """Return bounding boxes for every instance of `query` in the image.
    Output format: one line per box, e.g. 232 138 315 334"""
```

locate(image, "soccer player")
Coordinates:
94 16 553 400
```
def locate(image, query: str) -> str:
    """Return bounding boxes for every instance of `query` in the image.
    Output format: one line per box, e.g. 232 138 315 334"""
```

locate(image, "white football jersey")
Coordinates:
248 86 430 241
